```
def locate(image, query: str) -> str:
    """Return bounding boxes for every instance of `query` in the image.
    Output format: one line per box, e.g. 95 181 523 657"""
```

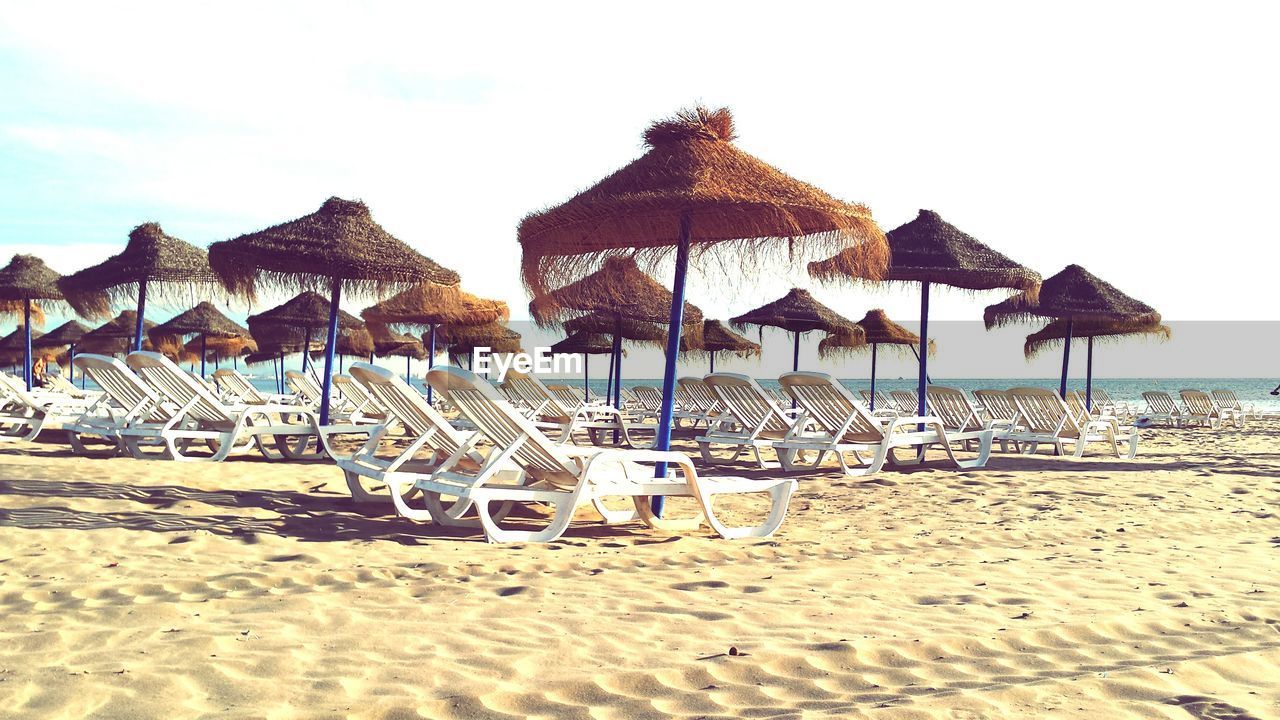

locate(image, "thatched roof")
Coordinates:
362 285 508 331
180 335 258 360
819 311 935 358
519 106 888 298
148 301 250 343
443 323 522 362
309 325 375 358
0 326 43 350
208 197 460 300
984 264 1159 329
58 223 218 318
731 288 862 338
680 320 760 357
810 210 1041 298
0 254 65 303
77 312 157 353
0 300 47 326
563 311 668 345
1024 318 1171 360
551 331 617 355
247 291 362 334
528 256 703 327
368 323 426 359
32 320 90 348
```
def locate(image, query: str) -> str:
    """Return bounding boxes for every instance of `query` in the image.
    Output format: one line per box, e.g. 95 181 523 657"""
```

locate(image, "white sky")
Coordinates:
1 1 1277 328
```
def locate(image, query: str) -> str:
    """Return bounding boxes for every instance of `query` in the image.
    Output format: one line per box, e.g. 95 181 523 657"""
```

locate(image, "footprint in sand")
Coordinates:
1164 695 1263 720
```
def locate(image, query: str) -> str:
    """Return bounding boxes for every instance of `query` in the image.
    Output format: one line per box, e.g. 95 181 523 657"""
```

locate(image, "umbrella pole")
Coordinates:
71 343 79 388
870 343 878 411
1086 336 1094 411
653 214 693 513
200 335 207 378
917 281 930 423
709 349 715 374
23 298 32 390
277 351 283 394
133 280 147 353
406 354 411 386
1059 317 1074 399
426 325 436 402
318 281 342 426
909 344 933 384
791 331 800 408
605 339 615 403
583 353 589 402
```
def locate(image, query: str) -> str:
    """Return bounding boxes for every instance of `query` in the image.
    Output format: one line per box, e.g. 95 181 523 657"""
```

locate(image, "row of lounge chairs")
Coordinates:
1139 389 1253 429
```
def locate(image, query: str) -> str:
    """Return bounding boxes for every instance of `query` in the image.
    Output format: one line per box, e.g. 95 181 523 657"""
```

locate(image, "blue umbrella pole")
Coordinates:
869 343 878 411
605 338 616 403
917 281 930 425
302 326 311 372
611 315 623 442
71 343 80 388
318 282 341 426
582 353 590 402
133 280 147 353
1058 317 1074 399
426 325 436 402
1085 335 1094 411
200 335 207 378
791 330 800 408
909 344 933 384
652 214 693 512
709 349 715 374
23 298 32 390
406 354 411 386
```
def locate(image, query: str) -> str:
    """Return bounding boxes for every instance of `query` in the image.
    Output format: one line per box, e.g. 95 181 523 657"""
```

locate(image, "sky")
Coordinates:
1 2 1277 367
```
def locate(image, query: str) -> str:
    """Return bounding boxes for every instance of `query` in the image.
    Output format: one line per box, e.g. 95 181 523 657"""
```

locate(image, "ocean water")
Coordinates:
227 373 1280 413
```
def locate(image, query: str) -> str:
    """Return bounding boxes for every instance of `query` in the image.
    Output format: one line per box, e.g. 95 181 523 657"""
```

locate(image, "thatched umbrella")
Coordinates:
818 310 935 410
33 320 91 387
208 197 460 424
529 256 703 415
0 325 44 376
367 323 427 385
679 320 760 373
58 223 219 355
362 285 508 401
0 255 65 389
551 331 617 402
440 322 521 375
148 301 251 378
1025 317 1171 407
247 291 361 373
985 264 1160 405
77 311 158 355
520 106 886 507
811 209 1041 418
731 288 861 376
309 324 375 373
562 310 668 406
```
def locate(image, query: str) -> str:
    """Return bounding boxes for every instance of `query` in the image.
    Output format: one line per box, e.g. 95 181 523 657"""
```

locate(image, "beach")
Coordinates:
1 421 1276 719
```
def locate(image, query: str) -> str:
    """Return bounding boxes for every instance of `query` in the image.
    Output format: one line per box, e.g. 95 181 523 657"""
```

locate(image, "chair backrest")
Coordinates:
47 374 89 399
285 371 323 405
1142 391 1178 414
547 384 588 409
1180 389 1217 416
704 373 793 434
1210 389 1241 411
676 376 720 414
630 385 664 412
75 353 164 418
973 389 1018 422
1093 388 1115 407
779 372 884 442
1006 387 1076 435
126 352 234 424
889 389 920 414
348 363 463 442
0 372 43 410
926 386 983 431
427 366 580 485
500 371 572 422
333 374 383 414
212 369 267 404
1065 391 1091 424
857 389 894 411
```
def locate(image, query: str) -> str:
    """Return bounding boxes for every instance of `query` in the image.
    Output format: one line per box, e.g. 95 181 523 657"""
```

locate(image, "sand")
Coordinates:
1 420 1278 719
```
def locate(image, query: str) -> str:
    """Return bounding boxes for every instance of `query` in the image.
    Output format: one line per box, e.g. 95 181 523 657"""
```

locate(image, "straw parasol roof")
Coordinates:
680 320 760 357
551 331 619 356
529 256 704 327
0 254 65 305
148 302 250 344
362 285 508 331
33 320 91 349
58 223 218 318
519 106 888 298
178 335 258 361
810 210 1042 298
0 300 46 326
246 291 362 335
984 264 1159 329
731 288 862 338
443 323 522 362
0 326 43 350
563 311 668 346
77 312 158 353
1024 318 1171 360
310 325 375 358
368 324 426 359
819 309 934 358
208 197 460 300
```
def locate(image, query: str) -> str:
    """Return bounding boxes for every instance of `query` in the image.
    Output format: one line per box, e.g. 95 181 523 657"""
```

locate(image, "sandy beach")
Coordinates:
1 421 1276 719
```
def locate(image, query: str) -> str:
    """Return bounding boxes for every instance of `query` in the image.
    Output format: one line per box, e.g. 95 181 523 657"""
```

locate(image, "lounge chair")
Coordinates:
331 374 391 425
424 365 796 543
774 372 993 476
926 385 1013 452
0 372 97 442
500 371 654 448
66 354 176 455
676 376 729 428
548 383 602 411
697 373 808 469
1180 389 1243 429
1005 386 1138 458
1140 391 1185 427
858 389 898 417
212 368 296 405
1210 389 1259 422
1088 388 1132 422
628 385 664 423
119 351 330 462
889 389 921 415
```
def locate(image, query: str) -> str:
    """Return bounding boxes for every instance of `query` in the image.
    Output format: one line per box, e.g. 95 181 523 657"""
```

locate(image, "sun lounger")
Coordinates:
66 354 179 455
774 372 993 476
676 376 730 428
1140 391 1185 427
1210 389 1259 422
628 385 664 423
1006 386 1138 458
697 373 811 469
858 389 898 417
926 385 1013 452
1180 389 1242 429
0 372 98 442
500 371 654 448
212 368 297 405
424 365 795 542
889 389 920 415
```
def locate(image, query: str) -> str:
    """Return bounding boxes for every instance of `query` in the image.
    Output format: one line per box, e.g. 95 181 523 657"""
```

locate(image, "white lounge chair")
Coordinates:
858 389 898 417
1006 386 1139 458
628 385 664 423
1211 389 1261 421
926 385 1013 453
67 354 176 455
1139 391 1185 428
1180 389 1243 429
676 376 730 429
0 373 97 442
500 371 654 448
212 368 296 406
774 372 994 476
119 351 329 462
425 365 796 543
697 373 807 469
889 389 921 415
